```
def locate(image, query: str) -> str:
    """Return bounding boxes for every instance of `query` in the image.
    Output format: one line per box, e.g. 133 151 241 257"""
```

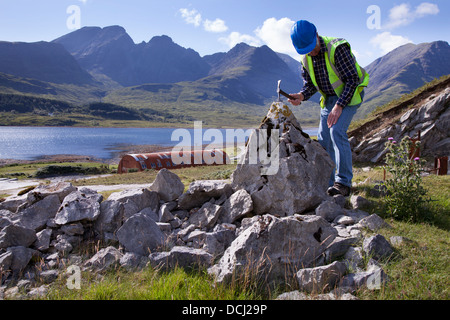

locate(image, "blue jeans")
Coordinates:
318 92 364 188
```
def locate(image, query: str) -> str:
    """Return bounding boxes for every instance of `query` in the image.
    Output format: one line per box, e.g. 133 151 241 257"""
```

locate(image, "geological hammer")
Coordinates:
277 80 296 101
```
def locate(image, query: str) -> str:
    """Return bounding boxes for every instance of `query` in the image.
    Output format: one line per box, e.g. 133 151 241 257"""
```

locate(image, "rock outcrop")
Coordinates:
352 87 450 163
0 104 400 299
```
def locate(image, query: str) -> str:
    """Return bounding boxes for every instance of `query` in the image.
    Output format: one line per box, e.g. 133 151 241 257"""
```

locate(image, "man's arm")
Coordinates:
289 66 317 106
334 44 360 108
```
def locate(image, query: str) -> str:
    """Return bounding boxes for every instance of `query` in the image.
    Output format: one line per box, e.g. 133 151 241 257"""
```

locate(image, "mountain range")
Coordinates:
0 25 449 126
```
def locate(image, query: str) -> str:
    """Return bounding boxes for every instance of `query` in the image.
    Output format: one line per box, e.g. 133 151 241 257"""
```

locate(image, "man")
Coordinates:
288 20 369 197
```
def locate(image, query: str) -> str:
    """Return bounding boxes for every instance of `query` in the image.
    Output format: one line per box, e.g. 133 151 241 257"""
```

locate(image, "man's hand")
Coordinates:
327 104 343 128
288 93 304 106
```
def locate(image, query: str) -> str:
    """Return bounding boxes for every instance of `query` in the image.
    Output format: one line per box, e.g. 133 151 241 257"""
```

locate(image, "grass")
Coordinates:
72 164 237 191
46 266 259 300
0 162 114 180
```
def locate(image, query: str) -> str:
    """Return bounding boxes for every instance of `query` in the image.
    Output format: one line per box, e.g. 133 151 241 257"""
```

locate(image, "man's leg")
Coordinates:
317 96 339 187
330 104 358 188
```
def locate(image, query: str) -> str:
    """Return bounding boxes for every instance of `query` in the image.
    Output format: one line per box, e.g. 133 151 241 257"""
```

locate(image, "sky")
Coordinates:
0 0 449 67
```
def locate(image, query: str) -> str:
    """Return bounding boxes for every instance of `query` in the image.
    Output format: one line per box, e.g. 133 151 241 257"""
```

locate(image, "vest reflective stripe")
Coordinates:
301 36 369 108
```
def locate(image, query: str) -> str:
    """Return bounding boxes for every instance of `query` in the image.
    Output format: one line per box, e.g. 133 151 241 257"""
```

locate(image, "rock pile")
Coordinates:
352 87 450 163
1 103 400 300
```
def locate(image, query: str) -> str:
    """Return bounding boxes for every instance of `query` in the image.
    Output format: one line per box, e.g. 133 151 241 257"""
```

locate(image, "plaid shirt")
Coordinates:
300 36 360 108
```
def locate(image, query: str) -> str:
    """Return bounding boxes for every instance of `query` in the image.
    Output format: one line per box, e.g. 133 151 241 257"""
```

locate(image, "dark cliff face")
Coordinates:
0 41 95 85
53 27 211 86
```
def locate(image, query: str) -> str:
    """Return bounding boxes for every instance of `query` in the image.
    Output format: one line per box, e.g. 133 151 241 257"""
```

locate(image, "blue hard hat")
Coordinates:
291 20 317 55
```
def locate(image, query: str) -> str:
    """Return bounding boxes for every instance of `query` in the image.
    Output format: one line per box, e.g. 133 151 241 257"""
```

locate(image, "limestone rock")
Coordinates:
0 224 37 249
297 261 347 293
54 190 102 225
150 168 185 201
12 194 61 231
178 180 232 210
188 202 224 230
117 213 165 256
83 246 123 272
149 246 213 271
221 189 253 224
209 214 337 288
231 103 334 216
363 234 394 260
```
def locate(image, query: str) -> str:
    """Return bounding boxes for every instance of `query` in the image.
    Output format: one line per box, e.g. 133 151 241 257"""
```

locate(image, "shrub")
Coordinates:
382 136 429 222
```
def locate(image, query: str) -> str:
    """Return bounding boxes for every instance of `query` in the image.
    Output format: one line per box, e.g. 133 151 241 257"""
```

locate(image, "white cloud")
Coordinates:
203 19 228 33
384 2 439 29
179 8 202 27
370 31 413 54
254 17 297 56
219 31 262 48
179 8 228 33
415 2 440 17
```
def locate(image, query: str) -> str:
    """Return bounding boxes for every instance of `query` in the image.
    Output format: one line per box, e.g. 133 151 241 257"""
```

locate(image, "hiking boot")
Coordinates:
327 182 351 197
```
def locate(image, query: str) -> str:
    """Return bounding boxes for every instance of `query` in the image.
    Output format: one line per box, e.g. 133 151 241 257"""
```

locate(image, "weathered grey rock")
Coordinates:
108 188 159 216
185 230 207 248
352 87 450 162
178 180 233 210
357 214 391 231
149 246 213 271
150 168 185 201
209 214 337 288
60 223 84 236
38 270 59 284
0 211 13 229
94 200 124 237
340 259 388 291
297 261 347 293
221 189 253 224
12 194 61 231
54 190 102 225
158 203 175 223
188 202 224 230
350 195 372 210
33 229 52 252
390 236 414 247
345 209 370 223
333 215 355 226
343 246 364 271
117 213 165 256
0 224 37 249
53 239 72 255
0 194 28 213
315 200 344 222
120 252 149 270
27 182 77 204
321 236 360 264
203 224 236 258
232 125 334 216
0 251 13 271
139 207 159 222
6 246 35 274
363 234 394 260
83 246 123 272
27 285 49 299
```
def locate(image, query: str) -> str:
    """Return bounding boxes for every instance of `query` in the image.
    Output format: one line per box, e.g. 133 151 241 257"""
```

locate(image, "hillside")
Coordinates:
349 75 450 163
357 41 450 119
0 41 95 85
0 25 449 128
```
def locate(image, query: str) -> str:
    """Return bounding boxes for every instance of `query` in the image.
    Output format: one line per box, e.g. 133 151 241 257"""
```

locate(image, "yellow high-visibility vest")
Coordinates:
301 36 369 108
